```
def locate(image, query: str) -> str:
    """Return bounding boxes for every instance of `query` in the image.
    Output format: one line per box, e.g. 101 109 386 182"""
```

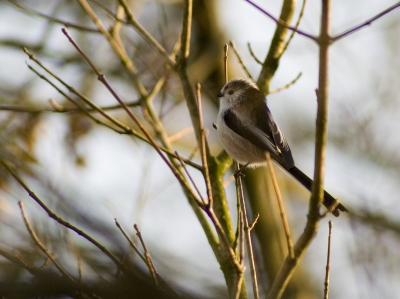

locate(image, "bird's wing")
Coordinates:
255 102 294 168
223 106 294 169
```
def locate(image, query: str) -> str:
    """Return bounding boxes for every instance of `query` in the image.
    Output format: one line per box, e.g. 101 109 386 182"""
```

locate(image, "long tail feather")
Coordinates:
288 166 348 217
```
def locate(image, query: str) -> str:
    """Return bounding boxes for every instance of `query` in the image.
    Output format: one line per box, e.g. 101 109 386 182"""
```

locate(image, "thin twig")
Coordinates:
134 224 159 286
24 60 199 169
18 201 76 283
77 0 142 83
61 28 203 200
280 0 308 58
90 0 117 18
224 44 229 83
229 41 253 80
238 208 244 265
233 163 245 299
269 72 302 94
142 40 183 159
196 82 213 206
179 0 192 64
0 159 130 275
175 151 206 206
25 65 126 133
255 0 297 95
265 153 294 259
0 100 141 113
324 221 333 299
235 164 260 299
168 127 194 143
245 0 317 41
249 213 260 231
23 48 136 133
332 2 400 42
6 0 100 32
25 51 201 170
28 48 197 170
247 43 262 65
118 0 176 68
114 219 148 266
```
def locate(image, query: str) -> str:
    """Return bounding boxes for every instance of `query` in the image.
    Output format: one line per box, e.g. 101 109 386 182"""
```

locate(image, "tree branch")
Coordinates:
266 0 332 297
332 2 400 42
252 0 299 94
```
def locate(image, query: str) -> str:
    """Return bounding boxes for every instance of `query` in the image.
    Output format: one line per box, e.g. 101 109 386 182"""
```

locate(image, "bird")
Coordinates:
216 78 348 217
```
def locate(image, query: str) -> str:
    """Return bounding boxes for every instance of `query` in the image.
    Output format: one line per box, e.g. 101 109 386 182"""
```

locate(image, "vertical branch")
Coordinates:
196 83 213 206
266 0 332 298
324 221 333 299
224 44 229 83
221 43 248 299
237 170 260 299
179 0 192 63
311 0 331 220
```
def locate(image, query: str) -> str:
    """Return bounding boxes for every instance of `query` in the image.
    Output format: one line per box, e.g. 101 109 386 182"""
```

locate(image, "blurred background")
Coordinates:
0 0 400 298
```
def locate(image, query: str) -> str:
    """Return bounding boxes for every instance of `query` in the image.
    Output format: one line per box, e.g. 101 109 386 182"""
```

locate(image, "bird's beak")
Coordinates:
217 92 223 98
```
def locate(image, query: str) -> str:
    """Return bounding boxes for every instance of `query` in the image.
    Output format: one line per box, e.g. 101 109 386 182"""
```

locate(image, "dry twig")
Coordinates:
324 221 333 299
265 153 294 259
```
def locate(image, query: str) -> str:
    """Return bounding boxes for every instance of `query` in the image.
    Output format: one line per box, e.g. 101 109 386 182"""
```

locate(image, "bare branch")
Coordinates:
179 0 193 63
6 0 100 33
114 219 148 266
247 43 262 65
175 151 206 207
0 159 130 275
265 153 294 259
134 224 159 286
324 221 333 299
249 213 259 231
235 164 259 299
267 0 332 297
19 201 76 284
229 41 253 80
253 0 299 94
269 72 302 94
196 83 213 206
279 0 308 58
332 2 400 42
224 44 229 83
245 0 317 41
61 28 203 201
0 100 141 113
118 0 176 68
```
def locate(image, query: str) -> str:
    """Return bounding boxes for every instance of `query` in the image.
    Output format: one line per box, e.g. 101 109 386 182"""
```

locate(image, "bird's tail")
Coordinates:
288 166 348 217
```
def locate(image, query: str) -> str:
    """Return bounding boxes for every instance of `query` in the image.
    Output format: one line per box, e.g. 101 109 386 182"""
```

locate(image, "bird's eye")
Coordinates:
228 90 234 95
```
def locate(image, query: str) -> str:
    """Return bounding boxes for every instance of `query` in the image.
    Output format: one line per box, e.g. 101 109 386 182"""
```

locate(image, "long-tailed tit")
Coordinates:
216 78 347 216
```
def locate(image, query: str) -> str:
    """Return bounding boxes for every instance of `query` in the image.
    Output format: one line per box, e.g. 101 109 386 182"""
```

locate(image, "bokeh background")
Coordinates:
0 0 400 298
